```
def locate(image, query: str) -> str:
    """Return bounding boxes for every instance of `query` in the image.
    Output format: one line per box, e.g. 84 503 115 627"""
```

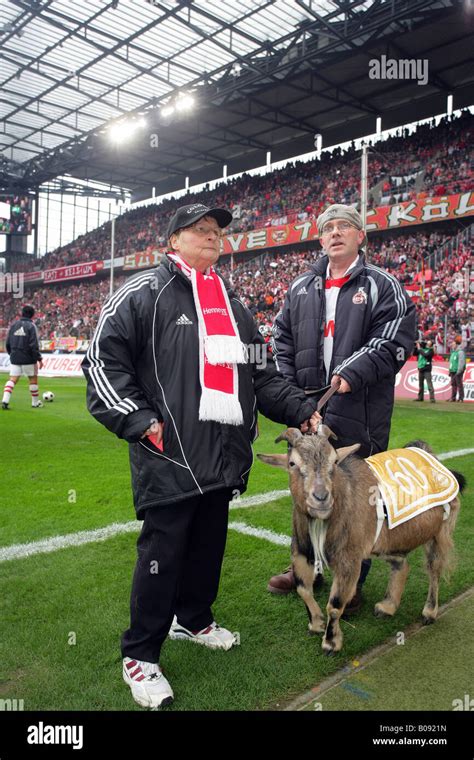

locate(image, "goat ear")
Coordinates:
275 428 302 447
335 443 361 462
256 453 288 470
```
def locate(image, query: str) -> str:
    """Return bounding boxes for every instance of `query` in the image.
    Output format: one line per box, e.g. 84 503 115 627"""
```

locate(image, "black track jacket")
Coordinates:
272 253 417 456
82 256 319 516
6 317 42 365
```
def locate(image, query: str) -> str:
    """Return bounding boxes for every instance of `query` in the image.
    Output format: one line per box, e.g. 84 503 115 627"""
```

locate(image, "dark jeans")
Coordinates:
450 372 464 401
121 488 232 663
418 369 435 400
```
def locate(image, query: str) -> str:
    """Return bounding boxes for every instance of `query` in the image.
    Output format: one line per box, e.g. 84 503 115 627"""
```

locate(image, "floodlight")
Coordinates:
161 105 175 118
176 94 194 111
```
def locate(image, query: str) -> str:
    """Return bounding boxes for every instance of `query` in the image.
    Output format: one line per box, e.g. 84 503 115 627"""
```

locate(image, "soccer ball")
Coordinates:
42 391 55 402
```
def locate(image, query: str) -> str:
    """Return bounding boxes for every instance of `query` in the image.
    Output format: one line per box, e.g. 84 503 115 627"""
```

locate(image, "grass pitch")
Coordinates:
0 377 472 711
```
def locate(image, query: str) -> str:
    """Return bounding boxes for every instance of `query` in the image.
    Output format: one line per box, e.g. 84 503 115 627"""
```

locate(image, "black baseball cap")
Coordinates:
167 203 233 239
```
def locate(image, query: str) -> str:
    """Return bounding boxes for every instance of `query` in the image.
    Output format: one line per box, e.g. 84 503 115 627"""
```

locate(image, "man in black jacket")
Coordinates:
82 203 321 709
267 204 416 610
2 304 44 410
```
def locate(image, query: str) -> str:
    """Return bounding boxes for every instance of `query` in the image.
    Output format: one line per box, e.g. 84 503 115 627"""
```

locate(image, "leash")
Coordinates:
300 378 342 437
304 377 342 412
317 378 341 412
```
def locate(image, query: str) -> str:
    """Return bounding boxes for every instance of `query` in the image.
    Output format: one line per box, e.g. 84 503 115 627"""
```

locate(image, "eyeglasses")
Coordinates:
187 223 222 238
321 221 357 235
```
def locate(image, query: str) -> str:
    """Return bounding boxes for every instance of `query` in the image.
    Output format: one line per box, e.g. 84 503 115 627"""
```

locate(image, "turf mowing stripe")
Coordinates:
1 447 471 563
283 588 474 712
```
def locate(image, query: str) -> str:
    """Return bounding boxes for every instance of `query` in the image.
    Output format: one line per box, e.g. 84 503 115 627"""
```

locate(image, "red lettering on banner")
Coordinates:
43 262 97 283
220 192 474 257
324 320 335 338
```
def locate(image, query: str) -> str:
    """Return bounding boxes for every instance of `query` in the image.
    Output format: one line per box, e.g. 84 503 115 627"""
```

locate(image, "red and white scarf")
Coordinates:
168 253 247 425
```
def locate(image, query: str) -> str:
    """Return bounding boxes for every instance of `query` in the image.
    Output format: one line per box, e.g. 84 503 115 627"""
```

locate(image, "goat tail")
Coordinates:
449 469 467 493
436 497 461 582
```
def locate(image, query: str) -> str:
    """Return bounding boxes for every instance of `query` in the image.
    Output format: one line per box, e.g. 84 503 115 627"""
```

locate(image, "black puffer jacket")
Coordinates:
272 254 417 456
6 317 42 365
82 257 319 516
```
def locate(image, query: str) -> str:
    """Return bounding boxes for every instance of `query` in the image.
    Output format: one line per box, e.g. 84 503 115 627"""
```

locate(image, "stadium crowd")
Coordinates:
1 230 472 355
11 110 473 276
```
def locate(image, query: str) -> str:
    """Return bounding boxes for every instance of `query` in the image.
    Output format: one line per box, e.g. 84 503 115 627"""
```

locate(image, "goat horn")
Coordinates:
317 424 338 441
275 428 303 446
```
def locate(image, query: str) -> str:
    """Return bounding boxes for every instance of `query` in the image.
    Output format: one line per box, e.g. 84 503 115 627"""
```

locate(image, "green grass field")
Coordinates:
0 377 473 711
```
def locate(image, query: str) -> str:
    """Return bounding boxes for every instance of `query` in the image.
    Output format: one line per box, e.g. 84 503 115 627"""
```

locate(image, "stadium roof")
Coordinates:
1 0 473 199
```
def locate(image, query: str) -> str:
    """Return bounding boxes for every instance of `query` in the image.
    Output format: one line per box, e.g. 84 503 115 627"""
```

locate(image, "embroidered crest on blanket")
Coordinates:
365 447 459 529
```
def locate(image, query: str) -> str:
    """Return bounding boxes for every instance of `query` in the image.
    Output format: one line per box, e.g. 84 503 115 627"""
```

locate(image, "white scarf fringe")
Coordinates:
199 386 244 425
204 335 248 365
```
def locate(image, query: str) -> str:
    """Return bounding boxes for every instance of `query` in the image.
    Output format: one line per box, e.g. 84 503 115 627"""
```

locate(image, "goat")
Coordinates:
257 426 465 655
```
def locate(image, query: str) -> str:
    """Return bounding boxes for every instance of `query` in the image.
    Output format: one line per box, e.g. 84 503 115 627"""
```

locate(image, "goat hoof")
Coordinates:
422 615 436 626
374 605 393 619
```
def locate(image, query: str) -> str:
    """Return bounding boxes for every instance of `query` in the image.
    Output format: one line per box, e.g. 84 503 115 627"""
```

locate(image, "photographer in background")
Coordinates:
414 338 435 403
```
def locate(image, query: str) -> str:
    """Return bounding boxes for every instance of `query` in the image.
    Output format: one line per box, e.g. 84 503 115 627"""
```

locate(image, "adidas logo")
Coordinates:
176 313 193 325
14 326 26 336
296 286 308 296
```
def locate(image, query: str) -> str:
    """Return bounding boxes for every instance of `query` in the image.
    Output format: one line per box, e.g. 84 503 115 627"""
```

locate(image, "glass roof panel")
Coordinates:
0 0 425 169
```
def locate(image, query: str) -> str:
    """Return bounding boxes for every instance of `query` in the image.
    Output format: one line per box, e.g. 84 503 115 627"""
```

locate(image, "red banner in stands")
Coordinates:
218 191 474 256
23 271 44 282
366 191 474 231
43 261 100 283
123 249 164 270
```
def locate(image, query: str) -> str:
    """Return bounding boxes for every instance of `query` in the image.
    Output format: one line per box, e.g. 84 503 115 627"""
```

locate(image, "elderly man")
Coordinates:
82 203 321 709
268 204 417 611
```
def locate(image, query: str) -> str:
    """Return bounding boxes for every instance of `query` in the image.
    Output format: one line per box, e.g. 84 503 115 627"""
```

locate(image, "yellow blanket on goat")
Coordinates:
365 447 459 529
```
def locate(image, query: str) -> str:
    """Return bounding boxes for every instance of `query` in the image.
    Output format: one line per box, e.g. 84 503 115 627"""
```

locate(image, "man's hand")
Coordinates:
141 420 163 440
38 359 43 370
332 374 351 393
300 410 322 433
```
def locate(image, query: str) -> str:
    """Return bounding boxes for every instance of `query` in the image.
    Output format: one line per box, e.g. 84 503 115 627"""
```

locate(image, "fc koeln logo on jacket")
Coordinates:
352 287 368 305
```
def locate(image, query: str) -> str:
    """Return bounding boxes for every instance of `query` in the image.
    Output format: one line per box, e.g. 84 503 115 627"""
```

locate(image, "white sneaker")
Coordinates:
32 401 43 408
168 616 236 651
123 657 174 709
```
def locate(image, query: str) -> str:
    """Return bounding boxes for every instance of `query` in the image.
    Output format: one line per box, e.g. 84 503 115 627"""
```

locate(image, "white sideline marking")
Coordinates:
439 448 474 461
0 491 291 563
0 521 139 563
228 522 291 547
230 489 289 508
1 448 471 564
